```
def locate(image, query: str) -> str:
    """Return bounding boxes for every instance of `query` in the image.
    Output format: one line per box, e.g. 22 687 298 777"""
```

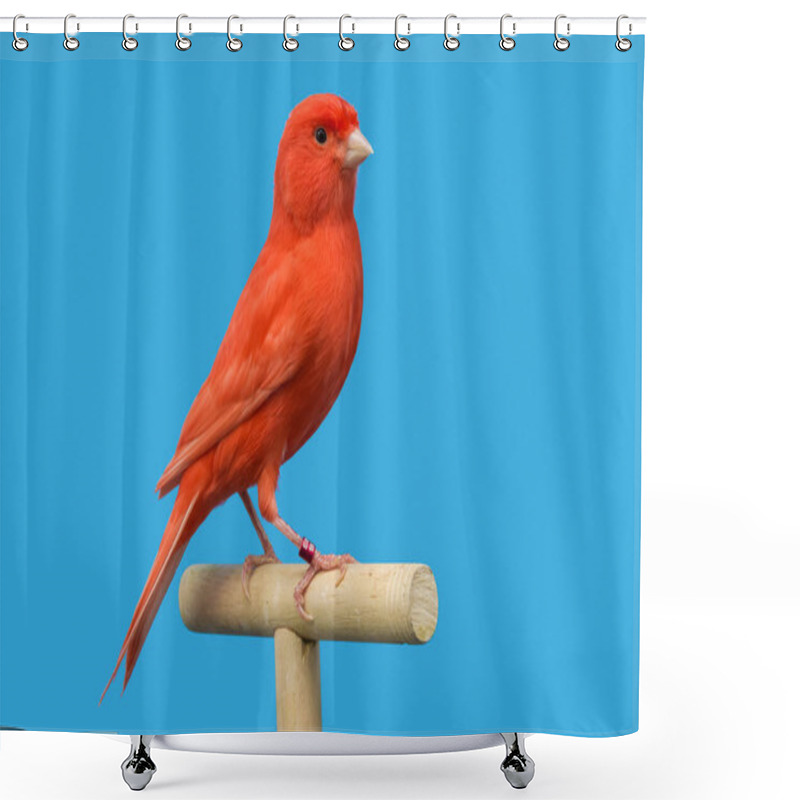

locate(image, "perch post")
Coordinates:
274 628 321 731
179 563 438 731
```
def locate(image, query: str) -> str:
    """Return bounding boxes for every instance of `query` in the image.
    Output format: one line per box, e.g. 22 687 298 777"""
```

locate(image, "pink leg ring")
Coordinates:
299 537 316 564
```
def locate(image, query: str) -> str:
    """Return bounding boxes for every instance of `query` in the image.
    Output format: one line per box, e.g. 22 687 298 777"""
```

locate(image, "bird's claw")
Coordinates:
335 557 355 587
293 552 357 620
294 588 315 622
241 553 280 600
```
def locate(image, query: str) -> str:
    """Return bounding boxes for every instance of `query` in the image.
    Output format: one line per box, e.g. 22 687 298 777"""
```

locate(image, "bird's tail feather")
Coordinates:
99 490 201 705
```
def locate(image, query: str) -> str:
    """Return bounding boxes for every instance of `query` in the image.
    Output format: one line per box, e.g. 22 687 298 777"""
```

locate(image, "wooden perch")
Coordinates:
179 563 438 644
178 562 438 732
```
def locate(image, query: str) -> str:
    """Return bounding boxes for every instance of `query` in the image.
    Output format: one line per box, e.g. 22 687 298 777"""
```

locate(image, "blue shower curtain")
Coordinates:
0 32 644 736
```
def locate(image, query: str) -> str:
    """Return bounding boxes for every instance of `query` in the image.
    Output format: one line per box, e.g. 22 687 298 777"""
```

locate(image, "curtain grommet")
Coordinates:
122 15 138 51
499 14 516 51
615 15 632 51
12 15 28 51
339 15 355 51
553 15 570 51
63 13 80 51
394 15 410 51
443 14 460 51
283 15 299 51
227 15 243 51
176 14 191 51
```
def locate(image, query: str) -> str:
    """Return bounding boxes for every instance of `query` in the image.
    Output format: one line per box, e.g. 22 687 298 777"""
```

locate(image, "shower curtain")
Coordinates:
0 31 644 737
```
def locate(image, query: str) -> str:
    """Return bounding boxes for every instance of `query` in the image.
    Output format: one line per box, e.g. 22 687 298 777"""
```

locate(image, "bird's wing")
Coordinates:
155 260 304 497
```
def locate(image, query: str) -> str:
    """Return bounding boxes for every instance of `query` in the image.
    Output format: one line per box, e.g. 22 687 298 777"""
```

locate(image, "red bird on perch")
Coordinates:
100 94 372 703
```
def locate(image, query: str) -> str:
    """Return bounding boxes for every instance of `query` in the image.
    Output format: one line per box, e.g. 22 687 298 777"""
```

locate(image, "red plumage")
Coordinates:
100 94 372 703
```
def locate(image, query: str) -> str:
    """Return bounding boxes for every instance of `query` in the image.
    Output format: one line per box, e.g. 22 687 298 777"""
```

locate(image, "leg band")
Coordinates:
299 537 316 564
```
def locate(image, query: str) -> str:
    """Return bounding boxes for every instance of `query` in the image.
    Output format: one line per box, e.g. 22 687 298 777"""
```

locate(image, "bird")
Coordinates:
99 93 373 704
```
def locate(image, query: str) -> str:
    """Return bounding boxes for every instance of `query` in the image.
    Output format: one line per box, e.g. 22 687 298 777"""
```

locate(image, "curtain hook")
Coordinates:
616 14 632 51
283 15 299 51
63 13 80 51
176 14 191 50
339 14 355 50
499 14 516 51
122 14 138 51
443 14 460 51
227 15 243 51
12 14 28 51
553 14 570 51
394 15 410 51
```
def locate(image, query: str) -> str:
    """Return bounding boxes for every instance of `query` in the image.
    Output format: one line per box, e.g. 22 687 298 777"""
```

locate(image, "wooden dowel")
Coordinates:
179 563 438 644
274 628 322 731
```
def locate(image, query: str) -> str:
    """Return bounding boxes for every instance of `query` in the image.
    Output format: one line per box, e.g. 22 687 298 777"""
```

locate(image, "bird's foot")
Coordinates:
293 551 357 622
241 552 281 600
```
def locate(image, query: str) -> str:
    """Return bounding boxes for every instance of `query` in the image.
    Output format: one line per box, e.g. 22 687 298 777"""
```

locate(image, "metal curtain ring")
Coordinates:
339 15 354 50
227 15 242 51
499 14 516 51
122 14 138 51
12 14 28 51
64 13 79 51
443 14 460 51
553 14 570 51
394 14 410 50
176 14 191 50
283 15 299 51
616 14 632 51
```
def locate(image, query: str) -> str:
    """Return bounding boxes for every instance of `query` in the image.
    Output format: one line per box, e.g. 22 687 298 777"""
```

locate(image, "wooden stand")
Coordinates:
179 563 438 731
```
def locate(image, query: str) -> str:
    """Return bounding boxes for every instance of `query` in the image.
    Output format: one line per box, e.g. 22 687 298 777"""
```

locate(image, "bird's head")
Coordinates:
274 93 373 229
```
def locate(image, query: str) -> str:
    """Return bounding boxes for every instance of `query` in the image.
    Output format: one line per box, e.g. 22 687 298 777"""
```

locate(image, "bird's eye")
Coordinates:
315 127 327 145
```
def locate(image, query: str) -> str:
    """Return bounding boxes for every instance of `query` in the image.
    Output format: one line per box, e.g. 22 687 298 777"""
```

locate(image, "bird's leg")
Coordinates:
240 490 281 599
241 490 280 558
272 515 357 623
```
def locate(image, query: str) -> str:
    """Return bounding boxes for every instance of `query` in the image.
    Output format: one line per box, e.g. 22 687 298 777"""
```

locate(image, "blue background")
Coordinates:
1 34 643 736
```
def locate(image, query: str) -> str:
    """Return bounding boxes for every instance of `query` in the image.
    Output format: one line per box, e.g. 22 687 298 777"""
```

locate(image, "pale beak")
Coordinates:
343 128 373 169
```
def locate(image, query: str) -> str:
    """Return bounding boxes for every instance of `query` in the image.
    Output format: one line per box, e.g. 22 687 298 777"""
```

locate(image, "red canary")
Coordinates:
100 94 372 703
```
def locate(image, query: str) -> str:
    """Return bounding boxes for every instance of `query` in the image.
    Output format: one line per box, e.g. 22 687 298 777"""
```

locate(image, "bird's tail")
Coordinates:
99 487 204 704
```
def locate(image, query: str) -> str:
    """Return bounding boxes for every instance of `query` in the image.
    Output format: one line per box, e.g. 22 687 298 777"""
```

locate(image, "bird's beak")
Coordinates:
343 128 373 170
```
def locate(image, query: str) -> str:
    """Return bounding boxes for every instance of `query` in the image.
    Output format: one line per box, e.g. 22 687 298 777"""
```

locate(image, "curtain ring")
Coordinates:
12 14 28 51
339 15 355 50
122 14 138 51
553 14 570 51
63 13 80 51
283 15 299 51
499 14 516 51
394 14 410 51
443 14 460 51
616 15 632 51
227 15 243 51
176 14 191 50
